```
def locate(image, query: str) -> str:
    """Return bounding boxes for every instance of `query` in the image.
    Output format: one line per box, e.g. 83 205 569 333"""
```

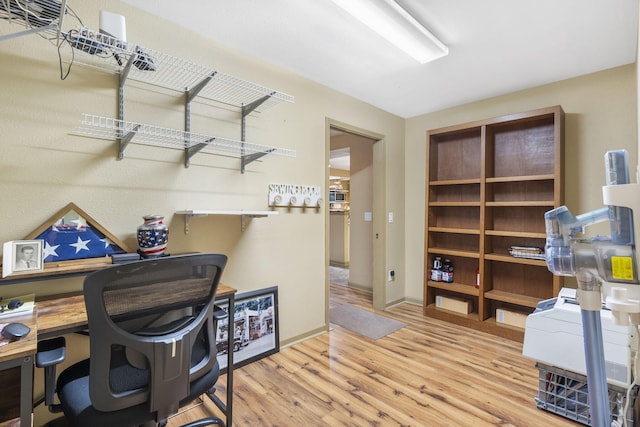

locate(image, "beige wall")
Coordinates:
404 64 637 303
329 211 349 267
0 0 406 346
347 137 374 291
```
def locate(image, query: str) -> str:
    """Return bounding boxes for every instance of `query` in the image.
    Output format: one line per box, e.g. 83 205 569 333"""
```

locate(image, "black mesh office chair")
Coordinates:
38 253 228 427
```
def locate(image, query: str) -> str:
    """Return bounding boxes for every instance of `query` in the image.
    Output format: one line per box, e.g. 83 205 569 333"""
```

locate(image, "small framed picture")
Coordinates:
215 286 279 371
2 240 44 277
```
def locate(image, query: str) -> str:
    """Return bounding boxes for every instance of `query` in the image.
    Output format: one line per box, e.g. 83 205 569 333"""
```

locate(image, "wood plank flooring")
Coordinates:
170 283 580 426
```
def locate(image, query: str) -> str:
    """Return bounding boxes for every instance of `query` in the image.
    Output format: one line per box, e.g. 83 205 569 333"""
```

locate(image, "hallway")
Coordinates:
329 265 349 286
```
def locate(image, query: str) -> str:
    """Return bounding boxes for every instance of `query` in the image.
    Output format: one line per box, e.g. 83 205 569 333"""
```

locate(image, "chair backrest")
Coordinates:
82 253 227 420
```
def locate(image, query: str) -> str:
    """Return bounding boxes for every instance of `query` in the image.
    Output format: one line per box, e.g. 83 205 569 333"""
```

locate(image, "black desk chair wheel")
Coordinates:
37 253 228 427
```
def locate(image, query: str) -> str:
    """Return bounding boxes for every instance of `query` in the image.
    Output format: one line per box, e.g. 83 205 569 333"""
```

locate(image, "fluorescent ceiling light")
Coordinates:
331 0 448 64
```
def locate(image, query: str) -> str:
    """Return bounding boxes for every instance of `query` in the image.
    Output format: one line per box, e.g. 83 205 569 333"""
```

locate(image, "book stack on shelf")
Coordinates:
0 293 35 347
0 294 35 320
508 246 545 261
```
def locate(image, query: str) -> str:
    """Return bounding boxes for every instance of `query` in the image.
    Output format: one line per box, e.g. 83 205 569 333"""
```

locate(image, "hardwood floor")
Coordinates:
170 284 580 426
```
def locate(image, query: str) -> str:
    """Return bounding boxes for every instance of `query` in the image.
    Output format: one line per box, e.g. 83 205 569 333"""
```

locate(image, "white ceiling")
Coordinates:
330 147 351 171
121 0 639 119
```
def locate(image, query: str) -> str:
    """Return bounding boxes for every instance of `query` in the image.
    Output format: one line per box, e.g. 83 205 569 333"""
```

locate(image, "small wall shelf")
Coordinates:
175 210 278 233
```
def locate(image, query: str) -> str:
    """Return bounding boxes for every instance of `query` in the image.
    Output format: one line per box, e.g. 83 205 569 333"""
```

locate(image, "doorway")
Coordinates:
326 119 385 311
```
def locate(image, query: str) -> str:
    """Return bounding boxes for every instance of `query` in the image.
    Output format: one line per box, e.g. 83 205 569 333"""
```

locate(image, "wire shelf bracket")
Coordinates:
185 138 214 168
240 93 277 173
0 22 56 41
118 124 140 160
241 149 275 174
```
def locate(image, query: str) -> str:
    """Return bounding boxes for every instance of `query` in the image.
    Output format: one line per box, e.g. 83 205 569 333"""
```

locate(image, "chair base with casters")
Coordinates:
37 333 227 427
35 253 229 427
55 359 225 427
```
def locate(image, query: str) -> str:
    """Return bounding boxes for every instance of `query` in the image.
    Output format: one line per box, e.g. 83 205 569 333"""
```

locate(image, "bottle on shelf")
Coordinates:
431 256 443 282
475 267 480 289
442 259 454 283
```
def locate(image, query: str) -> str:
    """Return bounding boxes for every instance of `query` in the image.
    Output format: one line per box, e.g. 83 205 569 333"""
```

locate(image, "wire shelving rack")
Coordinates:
65 26 295 171
76 113 296 168
0 0 68 43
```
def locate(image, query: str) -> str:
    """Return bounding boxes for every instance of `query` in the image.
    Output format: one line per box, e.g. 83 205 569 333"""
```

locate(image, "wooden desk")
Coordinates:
2 283 237 427
0 311 37 427
36 295 87 340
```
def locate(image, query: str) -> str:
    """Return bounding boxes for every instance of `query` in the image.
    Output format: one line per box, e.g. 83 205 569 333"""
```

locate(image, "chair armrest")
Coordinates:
36 337 66 412
213 305 228 321
36 337 66 368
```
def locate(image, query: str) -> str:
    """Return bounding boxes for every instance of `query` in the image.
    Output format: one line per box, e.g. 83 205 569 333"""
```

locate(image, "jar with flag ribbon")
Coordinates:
137 214 169 258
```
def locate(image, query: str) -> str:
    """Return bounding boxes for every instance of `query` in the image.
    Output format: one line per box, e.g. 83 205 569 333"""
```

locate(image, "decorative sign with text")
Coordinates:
268 183 322 207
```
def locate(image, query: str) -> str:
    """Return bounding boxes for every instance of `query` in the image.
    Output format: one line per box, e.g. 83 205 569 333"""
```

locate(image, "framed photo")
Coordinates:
215 286 279 370
2 240 44 277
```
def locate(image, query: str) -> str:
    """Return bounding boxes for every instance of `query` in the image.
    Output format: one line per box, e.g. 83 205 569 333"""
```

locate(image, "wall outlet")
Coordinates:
388 269 395 281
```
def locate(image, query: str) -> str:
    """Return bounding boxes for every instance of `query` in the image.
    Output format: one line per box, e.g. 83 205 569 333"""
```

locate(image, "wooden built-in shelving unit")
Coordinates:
423 105 564 341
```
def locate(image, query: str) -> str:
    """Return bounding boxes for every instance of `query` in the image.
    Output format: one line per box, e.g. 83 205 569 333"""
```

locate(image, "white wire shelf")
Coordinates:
0 0 67 43
64 27 294 112
75 113 296 168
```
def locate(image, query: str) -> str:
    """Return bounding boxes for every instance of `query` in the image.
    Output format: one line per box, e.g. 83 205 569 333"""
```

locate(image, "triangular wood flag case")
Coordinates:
1 202 132 280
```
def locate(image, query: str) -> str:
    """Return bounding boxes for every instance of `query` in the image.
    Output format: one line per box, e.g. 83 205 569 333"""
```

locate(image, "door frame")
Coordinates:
325 118 386 313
